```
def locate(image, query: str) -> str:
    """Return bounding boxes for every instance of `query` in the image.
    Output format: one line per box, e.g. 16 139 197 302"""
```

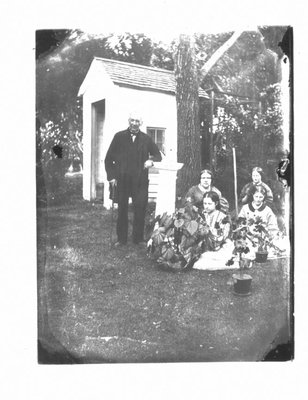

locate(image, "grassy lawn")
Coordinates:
37 178 292 363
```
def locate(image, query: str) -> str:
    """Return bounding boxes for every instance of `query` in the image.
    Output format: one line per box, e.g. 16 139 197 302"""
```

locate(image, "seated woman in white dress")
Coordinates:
239 185 279 238
193 191 233 270
238 185 288 258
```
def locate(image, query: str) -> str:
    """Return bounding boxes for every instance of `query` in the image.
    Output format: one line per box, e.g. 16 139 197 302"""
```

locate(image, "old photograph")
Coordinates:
36 27 293 364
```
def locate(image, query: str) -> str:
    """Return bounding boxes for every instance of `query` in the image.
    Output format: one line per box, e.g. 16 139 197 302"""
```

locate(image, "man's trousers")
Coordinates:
116 175 148 244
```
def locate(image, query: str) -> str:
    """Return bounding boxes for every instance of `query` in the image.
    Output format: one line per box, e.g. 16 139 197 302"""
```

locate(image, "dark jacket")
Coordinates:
105 129 162 185
184 185 230 214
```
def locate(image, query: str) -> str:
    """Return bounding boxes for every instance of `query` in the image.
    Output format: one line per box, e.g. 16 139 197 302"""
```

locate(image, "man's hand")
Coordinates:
144 160 154 169
110 179 117 186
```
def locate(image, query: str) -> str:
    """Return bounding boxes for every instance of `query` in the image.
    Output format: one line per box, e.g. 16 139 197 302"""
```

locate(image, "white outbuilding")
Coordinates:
78 57 208 209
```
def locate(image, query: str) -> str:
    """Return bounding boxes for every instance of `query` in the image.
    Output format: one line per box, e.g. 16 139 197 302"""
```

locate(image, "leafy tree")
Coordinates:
174 31 246 197
259 83 284 157
199 30 281 98
36 29 71 60
104 33 153 65
36 27 288 199
173 27 287 208
151 40 175 70
36 31 175 169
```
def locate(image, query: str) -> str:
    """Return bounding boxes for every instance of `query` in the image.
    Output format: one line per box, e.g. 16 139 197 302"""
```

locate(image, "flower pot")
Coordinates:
232 273 252 296
255 251 268 263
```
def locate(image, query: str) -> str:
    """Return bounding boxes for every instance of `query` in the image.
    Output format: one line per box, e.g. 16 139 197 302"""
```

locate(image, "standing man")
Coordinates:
105 111 162 246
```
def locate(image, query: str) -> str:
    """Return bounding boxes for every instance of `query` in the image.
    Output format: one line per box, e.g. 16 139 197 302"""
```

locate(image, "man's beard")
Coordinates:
129 126 139 134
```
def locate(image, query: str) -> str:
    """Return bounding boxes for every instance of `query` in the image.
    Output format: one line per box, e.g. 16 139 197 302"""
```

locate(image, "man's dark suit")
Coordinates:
105 128 162 244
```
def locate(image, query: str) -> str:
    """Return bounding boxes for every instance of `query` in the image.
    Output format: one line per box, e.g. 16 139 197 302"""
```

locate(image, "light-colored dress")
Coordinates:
238 202 286 259
193 209 234 270
238 202 279 238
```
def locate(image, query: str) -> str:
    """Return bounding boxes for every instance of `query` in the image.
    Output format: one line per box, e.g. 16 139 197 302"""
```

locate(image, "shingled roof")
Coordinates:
94 57 209 98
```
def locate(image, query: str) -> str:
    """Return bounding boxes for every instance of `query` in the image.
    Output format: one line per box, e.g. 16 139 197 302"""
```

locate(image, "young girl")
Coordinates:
193 191 233 270
239 186 279 239
238 185 287 259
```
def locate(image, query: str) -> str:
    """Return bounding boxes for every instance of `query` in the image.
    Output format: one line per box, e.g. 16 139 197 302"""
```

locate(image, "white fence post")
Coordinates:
153 161 183 217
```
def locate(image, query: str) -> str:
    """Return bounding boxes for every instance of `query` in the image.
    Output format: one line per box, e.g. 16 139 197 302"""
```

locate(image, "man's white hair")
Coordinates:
128 110 143 123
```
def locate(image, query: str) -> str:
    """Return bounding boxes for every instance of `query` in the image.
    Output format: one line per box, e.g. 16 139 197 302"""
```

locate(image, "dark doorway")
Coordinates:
91 99 105 200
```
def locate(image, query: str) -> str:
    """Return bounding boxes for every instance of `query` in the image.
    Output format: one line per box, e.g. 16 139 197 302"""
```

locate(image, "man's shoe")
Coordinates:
114 241 126 247
133 240 147 247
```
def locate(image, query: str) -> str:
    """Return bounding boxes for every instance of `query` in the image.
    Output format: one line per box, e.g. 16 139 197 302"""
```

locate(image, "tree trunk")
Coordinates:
175 35 201 199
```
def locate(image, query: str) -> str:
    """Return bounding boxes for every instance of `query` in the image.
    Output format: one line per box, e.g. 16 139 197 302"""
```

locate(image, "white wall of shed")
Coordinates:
115 86 178 161
81 81 178 207
81 61 116 200
82 91 92 201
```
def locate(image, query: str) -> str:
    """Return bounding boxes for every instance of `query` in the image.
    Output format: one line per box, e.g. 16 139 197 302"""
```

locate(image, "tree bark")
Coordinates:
175 35 201 199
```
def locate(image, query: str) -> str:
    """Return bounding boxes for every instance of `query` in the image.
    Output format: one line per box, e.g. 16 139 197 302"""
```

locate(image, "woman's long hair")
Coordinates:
203 190 221 210
200 169 214 186
252 167 265 182
249 185 267 201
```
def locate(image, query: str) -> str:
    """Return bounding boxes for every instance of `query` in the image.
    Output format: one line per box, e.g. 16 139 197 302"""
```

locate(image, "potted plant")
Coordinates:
226 217 254 296
147 204 228 271
250 216 272 263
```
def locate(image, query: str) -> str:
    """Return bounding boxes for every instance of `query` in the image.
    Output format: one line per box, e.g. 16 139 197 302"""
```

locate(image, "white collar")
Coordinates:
198 184 210 193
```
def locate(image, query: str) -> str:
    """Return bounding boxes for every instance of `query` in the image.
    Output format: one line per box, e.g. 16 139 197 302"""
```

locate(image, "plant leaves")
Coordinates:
159 212 169 226
174 218 184 228
164 216 174 229
185 220 199 236
181 247 192 262
181 234 197 249
198 224 209 237
166 228 174 238
161 245 175 261
152 230 165 246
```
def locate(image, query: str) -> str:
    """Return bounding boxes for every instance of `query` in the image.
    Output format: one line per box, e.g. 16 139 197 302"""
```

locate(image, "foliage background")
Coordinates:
36 28 288 207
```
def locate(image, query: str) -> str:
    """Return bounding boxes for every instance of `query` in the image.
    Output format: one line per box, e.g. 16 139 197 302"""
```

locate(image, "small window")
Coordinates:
147 127 165 154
